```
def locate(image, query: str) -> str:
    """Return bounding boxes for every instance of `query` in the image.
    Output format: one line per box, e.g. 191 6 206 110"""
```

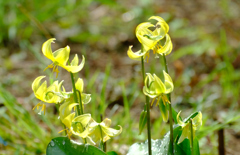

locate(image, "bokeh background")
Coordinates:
0 0 240 154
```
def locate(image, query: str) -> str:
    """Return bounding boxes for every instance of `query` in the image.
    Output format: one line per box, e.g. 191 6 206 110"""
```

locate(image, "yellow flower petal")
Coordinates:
149 16 169 37
127 46 147 61
63 55 85 73
75 78 83 93
53 46 70 66
62 113 75 129
35 81 47 100
136 22 158 52
177 111 185 127
101 118 112 127
42 38 56 61
156 34 173 55
192 112 202 130
163 70 174 94
71 54 79 66
101 125 122 137
32 76 46 93
72 113 91 127
153 74 166 94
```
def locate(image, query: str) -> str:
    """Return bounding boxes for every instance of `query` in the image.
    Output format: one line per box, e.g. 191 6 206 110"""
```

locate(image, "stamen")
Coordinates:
146 52 150 63
151 97 156 106
161 95 170 106
54 66 59 78
58 129 68 134
42 104 46 115
155 97 161 107
44 64 54 71
33 103 42 110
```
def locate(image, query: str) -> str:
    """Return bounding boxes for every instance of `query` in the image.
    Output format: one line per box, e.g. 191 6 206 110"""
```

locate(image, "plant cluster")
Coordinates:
32 39 121 154
32 16 203 155
127 16 202 155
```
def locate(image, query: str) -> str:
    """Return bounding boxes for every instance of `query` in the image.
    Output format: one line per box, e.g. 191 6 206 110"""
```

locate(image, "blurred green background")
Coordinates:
0 0 240 154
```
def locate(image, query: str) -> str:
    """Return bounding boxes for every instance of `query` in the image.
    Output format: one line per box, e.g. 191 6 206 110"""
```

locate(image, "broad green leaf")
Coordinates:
159 99 168 122
107 151 118 155
46 137 106 155
139 110 147 135
128 112 202 155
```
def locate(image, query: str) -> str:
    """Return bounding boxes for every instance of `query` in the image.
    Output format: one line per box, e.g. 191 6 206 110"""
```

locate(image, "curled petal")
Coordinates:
101 125 122 137
81 93 91 104
32 76 46 93
71 54 79 66
136 22 159 51
149 16 169 37
163 70 174 94
59 101 78 121
156 34 173 55
63 55 85 73
62 113 75 129
100 118 112 127
35 81 47 100
53 46 70 66
143 86 158 98
192 112 202 130
177 111 186 127
42 38 55 61
127 46 146 61
72 113 91 127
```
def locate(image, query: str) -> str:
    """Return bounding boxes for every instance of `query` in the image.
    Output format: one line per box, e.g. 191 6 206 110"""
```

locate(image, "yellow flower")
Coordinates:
143 71 174 106
177 111 202 144
32 76 63 114
79 118 122 144
58 101 92 140
127 16 172 61
56 78 91 105
42 38 85 76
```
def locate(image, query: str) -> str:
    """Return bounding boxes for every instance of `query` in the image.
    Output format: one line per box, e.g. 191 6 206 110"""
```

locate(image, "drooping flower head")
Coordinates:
78 118 122 145
177 111 202 144
127 16 172 62
32 76 63 114
42 38 85 77
58 101 94 144
54 78 91 106
143 71 174 106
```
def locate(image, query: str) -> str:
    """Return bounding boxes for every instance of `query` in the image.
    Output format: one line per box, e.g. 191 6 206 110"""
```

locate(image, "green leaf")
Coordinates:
159 99 168 122
128 112 201 155
106 151 118 155
46 137 106 155
139 110 147 135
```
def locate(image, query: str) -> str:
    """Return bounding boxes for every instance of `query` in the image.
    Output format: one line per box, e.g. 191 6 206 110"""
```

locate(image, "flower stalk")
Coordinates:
70 72 87 144
141 56 152 155
70 72 81 115
190 118 194 155
162 54 174 155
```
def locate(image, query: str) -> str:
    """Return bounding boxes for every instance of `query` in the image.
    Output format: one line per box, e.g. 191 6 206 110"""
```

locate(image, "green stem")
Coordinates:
99 125 106 152
70 72 81 115
190 119 194 155
100 115 106 152
70 72 87 144
141 56 152 155
162 54 174 155
76 90 84 115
